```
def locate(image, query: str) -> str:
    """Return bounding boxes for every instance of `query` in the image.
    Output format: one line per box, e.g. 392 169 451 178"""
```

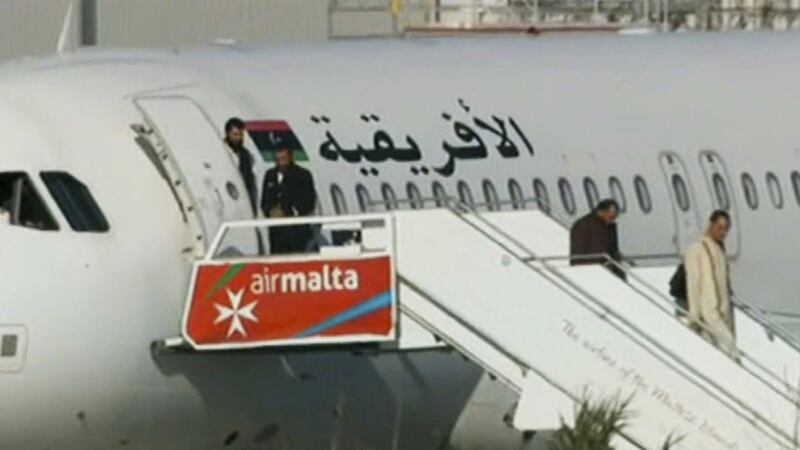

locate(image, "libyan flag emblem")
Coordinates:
245 120 309 162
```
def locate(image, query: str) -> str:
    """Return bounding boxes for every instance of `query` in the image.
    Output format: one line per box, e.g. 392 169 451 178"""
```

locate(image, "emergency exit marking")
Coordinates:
1 334 18 358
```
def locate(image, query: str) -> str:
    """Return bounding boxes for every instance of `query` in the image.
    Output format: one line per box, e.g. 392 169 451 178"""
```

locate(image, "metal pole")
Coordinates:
327 0 335 40
79 0 97 46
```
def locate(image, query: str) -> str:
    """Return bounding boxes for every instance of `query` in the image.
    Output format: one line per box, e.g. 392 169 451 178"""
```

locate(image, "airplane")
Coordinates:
1 30 799 449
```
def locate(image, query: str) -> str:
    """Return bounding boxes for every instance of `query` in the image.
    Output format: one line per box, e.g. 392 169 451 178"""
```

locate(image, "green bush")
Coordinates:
548 394 682 450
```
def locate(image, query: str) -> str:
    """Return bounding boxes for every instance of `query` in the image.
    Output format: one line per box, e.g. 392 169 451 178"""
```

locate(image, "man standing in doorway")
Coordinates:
261 147 317 254
224 117 259 216
569 199 624 279
685 210 737 359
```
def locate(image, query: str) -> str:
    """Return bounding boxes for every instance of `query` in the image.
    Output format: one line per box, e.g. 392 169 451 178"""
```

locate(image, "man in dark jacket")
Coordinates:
261 147 317 254
224 117 259 216
570 199 624 279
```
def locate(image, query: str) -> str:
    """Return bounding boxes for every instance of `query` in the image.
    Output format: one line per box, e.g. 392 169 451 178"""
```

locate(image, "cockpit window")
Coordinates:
0 172 58 231
40 172 109 232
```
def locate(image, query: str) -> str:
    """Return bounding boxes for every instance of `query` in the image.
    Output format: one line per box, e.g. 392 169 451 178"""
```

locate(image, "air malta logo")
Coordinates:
182 256 396 349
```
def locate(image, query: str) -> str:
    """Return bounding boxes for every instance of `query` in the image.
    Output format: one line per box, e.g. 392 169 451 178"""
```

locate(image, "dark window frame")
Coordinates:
766 172 784 209
792 171 800 207
40 172 108 232
583 177 599 210
330 184 347 215
558 178 576 215
671 174 691 212
432 181 447 207
711 173 731 211
482 179 500 211
533 178 550 213
380 183 398 211
634 175 652 214
406 182 423 210
355 184 371 212
508 179 526 210
608 176 627 213
741 173 759 210
0 172 59 231
457 181 475 208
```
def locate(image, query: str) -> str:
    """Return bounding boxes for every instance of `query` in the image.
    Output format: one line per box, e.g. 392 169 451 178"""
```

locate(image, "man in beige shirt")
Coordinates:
685 210 737 359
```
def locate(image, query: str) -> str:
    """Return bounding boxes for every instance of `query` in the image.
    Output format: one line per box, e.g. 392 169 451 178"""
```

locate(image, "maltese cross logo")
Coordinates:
214 288 259 338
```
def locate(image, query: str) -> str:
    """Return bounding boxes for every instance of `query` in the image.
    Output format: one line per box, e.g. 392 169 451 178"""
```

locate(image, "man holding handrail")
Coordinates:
685 210 738 359
569 199 625 280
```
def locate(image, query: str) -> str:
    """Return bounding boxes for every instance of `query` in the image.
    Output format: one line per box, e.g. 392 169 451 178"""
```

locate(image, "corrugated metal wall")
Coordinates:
0 0 331 62
0 0 78 61
97 0 330 47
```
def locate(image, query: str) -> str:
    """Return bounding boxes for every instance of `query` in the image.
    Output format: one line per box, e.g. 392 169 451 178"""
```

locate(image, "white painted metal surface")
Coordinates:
634 266 800 395
490 207 800 426
135 96 254 251
3 34 800 449
393 208 797 449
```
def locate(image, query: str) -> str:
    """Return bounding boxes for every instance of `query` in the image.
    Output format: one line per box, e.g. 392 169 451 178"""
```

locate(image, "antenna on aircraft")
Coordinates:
57 0 78 54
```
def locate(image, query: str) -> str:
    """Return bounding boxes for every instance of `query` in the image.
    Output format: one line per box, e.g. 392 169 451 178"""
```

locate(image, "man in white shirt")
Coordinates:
685 210 737 359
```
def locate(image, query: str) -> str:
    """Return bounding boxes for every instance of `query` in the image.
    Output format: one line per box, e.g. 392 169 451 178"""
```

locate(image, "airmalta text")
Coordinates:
249 264 360 295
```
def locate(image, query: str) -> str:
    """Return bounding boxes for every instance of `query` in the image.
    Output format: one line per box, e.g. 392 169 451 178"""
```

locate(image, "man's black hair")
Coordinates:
595 198 619 213
709 209 731 224
225 117 246 133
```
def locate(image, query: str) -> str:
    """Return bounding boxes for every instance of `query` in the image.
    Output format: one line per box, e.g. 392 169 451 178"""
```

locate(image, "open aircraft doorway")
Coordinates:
133 96 257 256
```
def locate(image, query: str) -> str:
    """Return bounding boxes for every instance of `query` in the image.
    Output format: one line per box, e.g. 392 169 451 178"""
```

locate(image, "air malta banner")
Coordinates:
182 256 395 350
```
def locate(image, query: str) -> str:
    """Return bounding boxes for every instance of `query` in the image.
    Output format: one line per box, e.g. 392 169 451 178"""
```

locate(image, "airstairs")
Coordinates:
174 203 800 449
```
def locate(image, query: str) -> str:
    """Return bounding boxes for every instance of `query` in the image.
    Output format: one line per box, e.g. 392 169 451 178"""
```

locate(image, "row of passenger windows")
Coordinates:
701 171 800 212
0 172 109 232
333 170 800 217
330 176 655 216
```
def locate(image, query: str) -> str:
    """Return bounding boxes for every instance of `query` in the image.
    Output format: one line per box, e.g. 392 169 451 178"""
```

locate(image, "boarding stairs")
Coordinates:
390 203 800 449
184 203 800 449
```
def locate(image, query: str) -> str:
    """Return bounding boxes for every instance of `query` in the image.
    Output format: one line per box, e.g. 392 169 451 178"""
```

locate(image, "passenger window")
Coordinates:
508 179 526 210
406 182 423 209
355 184 371 212
741 173 759 210
533 178 550 213
634 175 652 213
330 184 347 215
766 172 784 209
381 183 398 211
558 178 576 215
583 177 599 210
482 179 500 211
711 174 730 211
608 177 627 213
0 172 58 231
457 181 475 208
40 172 108 232
671 174 690 212
792 171 800 207
432 181 447 207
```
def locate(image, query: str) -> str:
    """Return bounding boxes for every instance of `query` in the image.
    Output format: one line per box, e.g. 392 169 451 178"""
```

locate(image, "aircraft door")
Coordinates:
699 150 740 257
134 96 256 256
659 151 701 253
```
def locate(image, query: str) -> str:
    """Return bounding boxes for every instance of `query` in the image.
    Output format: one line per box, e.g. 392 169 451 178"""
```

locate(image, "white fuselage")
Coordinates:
0 32 798 449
